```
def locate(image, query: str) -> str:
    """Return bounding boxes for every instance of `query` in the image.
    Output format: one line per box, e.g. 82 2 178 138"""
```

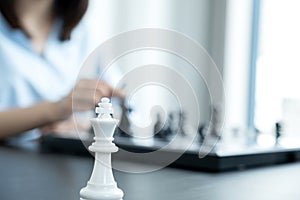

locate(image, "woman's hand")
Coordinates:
54 79 124 121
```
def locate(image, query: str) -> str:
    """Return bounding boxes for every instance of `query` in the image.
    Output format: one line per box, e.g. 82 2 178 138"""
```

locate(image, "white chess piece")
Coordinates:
80 97 124 200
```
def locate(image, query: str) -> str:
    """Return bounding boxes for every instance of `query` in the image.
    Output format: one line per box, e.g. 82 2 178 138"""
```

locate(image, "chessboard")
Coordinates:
40 131 300 172
40 100 300 172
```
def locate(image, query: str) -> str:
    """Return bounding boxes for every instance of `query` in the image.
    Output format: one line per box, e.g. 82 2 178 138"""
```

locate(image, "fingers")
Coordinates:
95 81 125 99
72 79 125 111
111 87 126 99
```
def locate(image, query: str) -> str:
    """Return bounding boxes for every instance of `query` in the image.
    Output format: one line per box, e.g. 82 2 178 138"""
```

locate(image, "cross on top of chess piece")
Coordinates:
95 97 113 119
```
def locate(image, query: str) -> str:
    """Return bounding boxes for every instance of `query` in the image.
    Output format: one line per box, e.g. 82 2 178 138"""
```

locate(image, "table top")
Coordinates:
1 142 300 200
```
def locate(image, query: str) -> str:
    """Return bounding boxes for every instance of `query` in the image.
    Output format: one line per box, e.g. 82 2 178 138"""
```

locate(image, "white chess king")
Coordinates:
80 97 124 200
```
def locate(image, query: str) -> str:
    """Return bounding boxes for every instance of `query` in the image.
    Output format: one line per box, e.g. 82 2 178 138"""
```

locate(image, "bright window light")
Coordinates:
255 0 300 142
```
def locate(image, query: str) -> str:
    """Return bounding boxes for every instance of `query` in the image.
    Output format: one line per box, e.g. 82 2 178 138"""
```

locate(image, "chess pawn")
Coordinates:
275 121 283 146
197 124 207 144
153 113 165 139
178 111 187 137
116 99 132 137
80 98 124 200
198 106 221 158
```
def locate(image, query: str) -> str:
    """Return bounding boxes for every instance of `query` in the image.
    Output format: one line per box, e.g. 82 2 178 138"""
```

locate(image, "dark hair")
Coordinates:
0 0 89 41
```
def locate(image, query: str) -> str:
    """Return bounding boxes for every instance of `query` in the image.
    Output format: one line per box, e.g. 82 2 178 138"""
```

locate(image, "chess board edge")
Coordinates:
40 134 300 172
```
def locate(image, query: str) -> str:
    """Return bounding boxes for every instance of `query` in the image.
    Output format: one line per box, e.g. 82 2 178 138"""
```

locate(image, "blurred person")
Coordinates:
0 0 123 141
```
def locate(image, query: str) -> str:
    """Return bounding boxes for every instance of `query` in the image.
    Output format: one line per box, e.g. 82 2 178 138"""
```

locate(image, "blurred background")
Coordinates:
81 0 300 147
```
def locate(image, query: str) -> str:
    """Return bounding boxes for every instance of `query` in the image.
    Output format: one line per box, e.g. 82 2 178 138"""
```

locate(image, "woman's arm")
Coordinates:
0 102 64 139
0 79 124 140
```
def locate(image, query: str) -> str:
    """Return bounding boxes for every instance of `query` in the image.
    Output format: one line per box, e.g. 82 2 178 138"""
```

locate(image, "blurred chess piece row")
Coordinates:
114 99 189 141
114 98 288 156
114 100 225 147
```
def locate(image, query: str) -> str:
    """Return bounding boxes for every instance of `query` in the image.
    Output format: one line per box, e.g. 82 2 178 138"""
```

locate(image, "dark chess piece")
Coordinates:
275 121 283 145
197 124 207 144
154 113 168 140
198 106 221 157
164 113 175 138
178 111 187 137
209 106 221 139
115 99 132 137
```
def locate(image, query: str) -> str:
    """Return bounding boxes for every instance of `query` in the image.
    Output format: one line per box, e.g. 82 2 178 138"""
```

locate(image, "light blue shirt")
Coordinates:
0 13 98 142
